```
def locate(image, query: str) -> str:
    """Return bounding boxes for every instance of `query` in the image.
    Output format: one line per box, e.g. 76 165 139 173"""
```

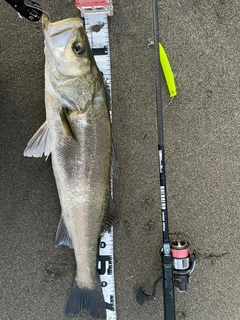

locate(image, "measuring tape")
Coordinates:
75 1 116 319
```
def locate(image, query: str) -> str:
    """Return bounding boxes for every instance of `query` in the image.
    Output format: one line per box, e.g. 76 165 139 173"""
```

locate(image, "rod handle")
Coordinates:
162 254 176 320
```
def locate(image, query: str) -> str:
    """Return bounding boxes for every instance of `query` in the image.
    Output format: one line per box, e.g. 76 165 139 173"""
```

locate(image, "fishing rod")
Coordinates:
137 1 196 319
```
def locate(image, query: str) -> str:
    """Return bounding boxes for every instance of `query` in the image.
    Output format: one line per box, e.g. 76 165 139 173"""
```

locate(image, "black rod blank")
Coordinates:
152 0 170 246
152 0 176 319
153 0 164 145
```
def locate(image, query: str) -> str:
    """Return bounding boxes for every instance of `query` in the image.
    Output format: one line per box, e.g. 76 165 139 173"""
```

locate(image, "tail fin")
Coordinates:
65 281 106 319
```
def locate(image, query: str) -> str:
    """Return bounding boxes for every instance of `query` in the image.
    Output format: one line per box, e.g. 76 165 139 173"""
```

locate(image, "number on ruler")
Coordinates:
100 241 106 248
99 255 112 275
106 295 115 311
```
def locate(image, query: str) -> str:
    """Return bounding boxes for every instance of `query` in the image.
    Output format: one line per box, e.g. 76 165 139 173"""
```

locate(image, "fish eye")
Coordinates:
72 42 86 56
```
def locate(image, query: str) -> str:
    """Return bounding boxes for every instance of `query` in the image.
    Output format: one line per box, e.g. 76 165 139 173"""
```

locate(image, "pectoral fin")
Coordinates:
24 121 51 158
60 108 78 142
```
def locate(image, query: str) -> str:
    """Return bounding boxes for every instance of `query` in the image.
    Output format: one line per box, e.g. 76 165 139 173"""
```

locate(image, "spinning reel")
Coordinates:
137 240 196 305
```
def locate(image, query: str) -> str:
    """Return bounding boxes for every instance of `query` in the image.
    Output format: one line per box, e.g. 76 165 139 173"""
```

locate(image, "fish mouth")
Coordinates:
42 13 83 36
42 13 50 30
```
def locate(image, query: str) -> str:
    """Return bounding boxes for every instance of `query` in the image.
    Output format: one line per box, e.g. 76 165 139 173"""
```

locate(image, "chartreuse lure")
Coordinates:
159 43 177 98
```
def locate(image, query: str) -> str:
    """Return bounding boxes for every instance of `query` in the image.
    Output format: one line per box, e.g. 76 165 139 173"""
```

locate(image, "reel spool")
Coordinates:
170 240 196 293
170 240 190 270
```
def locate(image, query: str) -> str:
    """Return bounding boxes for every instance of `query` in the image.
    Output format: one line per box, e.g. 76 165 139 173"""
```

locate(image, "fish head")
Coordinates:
42 14 97 111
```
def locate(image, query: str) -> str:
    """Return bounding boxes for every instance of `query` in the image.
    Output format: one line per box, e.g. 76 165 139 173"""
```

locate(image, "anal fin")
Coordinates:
55 217 73 249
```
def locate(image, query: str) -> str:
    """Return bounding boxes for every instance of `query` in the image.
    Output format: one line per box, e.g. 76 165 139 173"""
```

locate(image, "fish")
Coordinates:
24 13 116 320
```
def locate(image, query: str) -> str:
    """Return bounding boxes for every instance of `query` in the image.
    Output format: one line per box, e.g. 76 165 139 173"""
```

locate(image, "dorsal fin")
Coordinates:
102 197 117 232
111 140 119 179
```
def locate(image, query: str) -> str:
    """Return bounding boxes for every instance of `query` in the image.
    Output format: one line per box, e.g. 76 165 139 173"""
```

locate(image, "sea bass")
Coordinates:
24 14 115 319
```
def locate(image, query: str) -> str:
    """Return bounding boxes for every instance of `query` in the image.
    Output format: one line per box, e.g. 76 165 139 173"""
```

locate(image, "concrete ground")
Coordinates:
1 0 240 319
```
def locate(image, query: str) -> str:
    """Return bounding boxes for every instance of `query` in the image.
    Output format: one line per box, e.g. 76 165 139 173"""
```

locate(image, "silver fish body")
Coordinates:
24 14 113 320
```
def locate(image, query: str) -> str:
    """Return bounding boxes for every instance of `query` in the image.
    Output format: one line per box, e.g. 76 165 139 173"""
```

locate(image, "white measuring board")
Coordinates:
85 13 112 119
76 2 116 319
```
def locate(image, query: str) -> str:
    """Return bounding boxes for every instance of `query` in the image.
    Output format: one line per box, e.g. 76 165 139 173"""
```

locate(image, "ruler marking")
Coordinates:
81 11 117 320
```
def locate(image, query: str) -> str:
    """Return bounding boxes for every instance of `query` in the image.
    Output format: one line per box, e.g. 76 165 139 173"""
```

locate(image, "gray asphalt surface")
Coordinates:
1 0 240 319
